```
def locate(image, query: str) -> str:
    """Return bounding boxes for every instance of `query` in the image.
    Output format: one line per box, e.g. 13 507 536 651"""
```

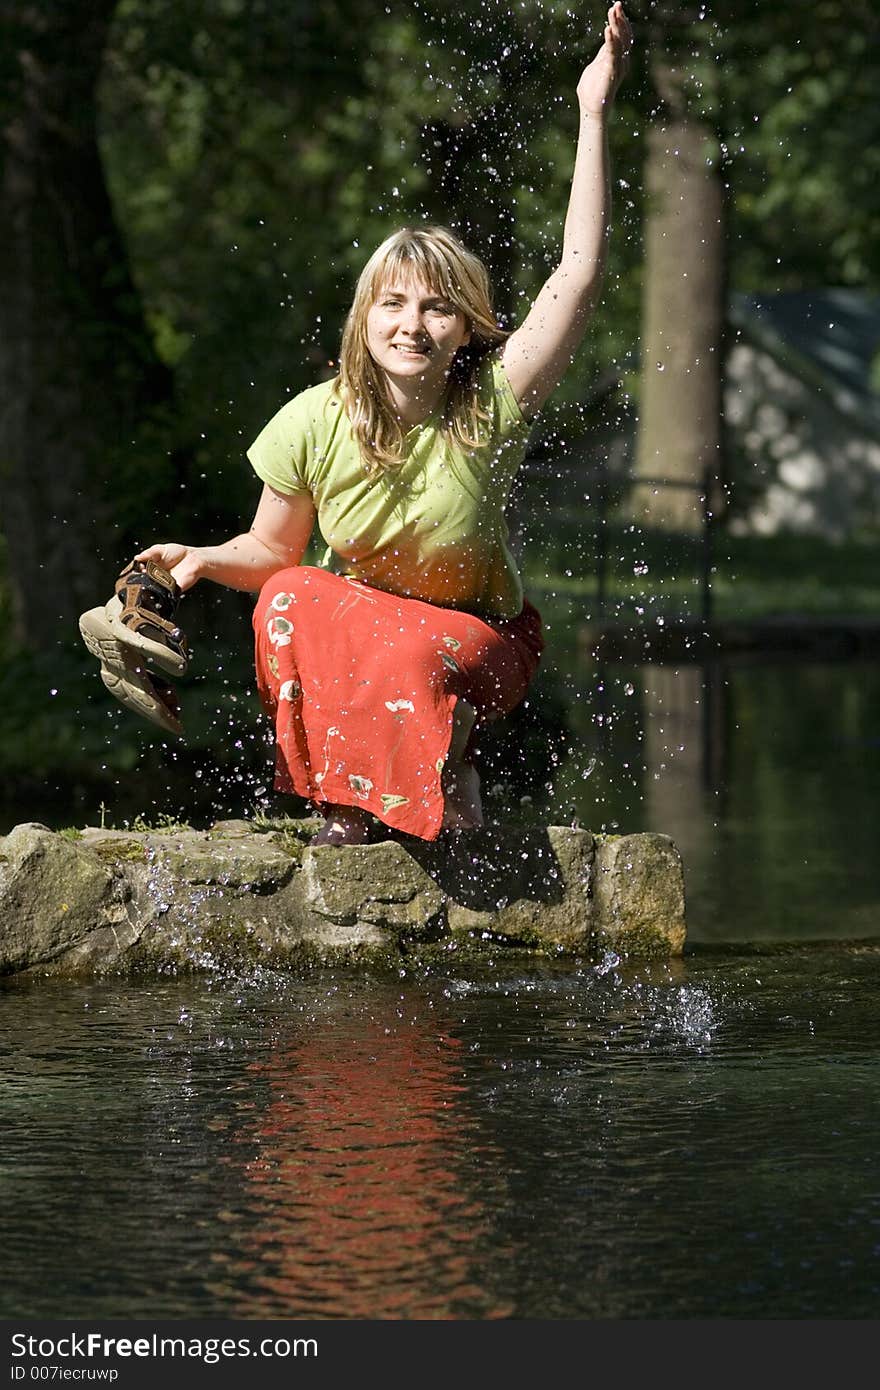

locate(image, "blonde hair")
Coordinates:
336 225 508 475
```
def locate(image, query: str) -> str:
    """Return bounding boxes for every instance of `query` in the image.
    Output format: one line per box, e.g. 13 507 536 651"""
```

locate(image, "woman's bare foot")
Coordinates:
441 759 484 831
311 804 370 846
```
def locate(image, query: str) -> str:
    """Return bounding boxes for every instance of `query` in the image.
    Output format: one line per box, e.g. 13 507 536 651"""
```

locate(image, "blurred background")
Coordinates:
1 0 878 939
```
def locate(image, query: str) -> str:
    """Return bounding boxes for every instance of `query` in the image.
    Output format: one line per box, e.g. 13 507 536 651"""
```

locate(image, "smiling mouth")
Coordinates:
393 344 430 356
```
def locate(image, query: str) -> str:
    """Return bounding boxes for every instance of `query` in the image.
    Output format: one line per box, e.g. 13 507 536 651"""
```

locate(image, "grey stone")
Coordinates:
137 829 298 892
0 823 137 973
592 833 687 957
412 825 594 949
297 842 447 944
0 820 687 976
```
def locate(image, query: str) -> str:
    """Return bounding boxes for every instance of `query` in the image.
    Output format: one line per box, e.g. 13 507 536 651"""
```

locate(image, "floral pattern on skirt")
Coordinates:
253 567 543 841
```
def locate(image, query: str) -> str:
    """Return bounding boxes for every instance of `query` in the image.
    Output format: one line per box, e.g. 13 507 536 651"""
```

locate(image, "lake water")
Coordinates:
547 652 880 945
2 654 879 1318
2 950 880 1319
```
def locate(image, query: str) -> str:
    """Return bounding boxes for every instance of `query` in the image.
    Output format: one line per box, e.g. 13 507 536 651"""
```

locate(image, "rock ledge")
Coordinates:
0 819 686 976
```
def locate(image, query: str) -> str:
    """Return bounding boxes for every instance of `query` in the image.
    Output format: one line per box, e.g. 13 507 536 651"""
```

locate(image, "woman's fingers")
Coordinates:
132 544 201 590
603 24 622 77
605 4 632 73
577 4 632 111
611 5 633 60
134 543 190 570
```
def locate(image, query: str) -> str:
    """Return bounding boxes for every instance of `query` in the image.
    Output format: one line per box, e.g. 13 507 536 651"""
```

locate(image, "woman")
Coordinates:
135 4 632 845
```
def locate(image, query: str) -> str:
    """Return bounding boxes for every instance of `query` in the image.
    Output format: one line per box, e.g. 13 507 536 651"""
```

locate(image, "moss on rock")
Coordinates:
1 820 687 977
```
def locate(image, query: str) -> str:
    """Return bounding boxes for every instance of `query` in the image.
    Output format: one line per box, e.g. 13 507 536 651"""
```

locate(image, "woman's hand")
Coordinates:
501 3 632 415
131 488 316 594
134 543 201 591
577 3 632 118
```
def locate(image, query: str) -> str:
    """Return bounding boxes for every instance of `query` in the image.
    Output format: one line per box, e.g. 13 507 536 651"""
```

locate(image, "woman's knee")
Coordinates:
255 565 328 626
258 565 316 607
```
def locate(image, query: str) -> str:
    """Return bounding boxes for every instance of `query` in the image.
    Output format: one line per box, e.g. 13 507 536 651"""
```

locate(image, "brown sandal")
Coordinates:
110 559 189 675
78 559 188 736
79 604 183 736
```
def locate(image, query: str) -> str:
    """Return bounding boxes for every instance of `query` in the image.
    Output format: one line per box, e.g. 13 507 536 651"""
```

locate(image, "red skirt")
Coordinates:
253 567 544 841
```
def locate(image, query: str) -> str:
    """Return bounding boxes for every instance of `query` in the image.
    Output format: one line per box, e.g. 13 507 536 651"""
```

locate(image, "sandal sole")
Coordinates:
79 607 183 736
103 594 188 676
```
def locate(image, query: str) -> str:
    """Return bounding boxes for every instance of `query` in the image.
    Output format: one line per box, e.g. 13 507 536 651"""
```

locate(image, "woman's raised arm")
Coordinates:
136 484 316 593
502 2 632 417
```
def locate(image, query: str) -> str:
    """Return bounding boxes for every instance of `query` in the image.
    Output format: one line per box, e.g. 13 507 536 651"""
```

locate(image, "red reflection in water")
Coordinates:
215 1008 511 1318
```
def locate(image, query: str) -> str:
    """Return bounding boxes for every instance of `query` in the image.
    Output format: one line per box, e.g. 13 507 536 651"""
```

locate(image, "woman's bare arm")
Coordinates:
502 2 632 416
135 484 316 593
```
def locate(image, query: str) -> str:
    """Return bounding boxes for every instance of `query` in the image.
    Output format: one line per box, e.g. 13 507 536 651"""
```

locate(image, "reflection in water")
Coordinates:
642 663 718 855
3 955 880 1320
208 993 512 1319
548 653 880 944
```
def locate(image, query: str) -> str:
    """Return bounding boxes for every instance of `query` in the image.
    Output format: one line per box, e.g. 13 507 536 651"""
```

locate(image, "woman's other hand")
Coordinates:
134 543 201 590
577 3 632 117
131 488 316 594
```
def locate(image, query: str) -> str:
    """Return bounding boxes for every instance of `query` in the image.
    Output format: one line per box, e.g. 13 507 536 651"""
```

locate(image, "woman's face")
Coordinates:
365 274 471 392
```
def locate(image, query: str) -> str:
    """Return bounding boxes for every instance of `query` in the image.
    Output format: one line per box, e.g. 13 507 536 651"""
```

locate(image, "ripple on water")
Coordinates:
2 949 880 1317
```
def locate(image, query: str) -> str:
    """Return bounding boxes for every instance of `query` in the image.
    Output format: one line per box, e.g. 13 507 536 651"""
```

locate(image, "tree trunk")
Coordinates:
0 0 170 646
631 55 726 533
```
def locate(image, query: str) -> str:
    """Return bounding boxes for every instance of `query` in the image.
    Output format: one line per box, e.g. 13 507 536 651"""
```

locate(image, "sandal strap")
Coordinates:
115 559 181 616
116 608 189 661
115 560 189 661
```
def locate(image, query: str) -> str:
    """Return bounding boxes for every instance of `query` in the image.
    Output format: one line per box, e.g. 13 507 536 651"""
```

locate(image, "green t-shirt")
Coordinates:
247 351 531 618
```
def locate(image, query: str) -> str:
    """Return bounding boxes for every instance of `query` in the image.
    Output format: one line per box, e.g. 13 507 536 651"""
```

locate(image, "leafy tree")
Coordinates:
97 0 646 538
0 0 171 645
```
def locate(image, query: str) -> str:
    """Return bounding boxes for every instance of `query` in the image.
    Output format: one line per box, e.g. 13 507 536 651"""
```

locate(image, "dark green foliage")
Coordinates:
1 0 878 799
91 0 879 542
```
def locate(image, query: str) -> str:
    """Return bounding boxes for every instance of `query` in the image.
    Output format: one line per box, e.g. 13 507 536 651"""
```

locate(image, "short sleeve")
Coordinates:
247 392 315 497
475 351 529 442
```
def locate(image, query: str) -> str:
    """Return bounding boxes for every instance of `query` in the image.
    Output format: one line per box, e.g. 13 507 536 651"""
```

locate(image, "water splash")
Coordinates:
593 949 620 977
660 984 717 1048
